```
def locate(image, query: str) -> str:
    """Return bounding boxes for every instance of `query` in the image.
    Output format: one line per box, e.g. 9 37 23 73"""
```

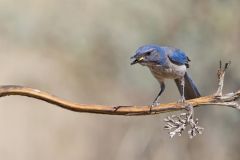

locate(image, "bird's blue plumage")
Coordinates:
134 44 189 67
131 44 200 105
135 44 162 55
168 49 189 66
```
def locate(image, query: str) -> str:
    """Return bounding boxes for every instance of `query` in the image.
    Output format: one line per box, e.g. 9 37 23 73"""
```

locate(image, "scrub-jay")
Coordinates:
131 44 200 106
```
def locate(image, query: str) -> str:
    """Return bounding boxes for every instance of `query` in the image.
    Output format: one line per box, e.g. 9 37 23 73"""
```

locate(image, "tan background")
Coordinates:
0 0 239 160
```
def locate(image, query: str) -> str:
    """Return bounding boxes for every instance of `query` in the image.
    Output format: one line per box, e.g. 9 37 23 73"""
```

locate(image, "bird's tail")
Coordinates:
175 72 201 100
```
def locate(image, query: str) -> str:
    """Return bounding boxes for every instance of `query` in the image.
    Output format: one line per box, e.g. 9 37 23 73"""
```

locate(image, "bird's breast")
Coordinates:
148 63 186 80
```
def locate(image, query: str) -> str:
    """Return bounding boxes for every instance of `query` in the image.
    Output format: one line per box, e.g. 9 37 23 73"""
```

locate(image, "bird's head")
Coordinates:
130 44 162 66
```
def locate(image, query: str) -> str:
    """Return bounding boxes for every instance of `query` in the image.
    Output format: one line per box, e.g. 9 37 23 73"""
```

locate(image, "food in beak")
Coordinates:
130 57 144 65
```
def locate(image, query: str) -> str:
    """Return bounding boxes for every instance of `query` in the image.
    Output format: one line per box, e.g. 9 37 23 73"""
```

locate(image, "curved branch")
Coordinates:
0 85 239 116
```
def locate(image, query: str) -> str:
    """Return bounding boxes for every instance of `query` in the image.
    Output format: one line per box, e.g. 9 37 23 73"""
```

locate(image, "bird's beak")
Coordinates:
130 56 144 65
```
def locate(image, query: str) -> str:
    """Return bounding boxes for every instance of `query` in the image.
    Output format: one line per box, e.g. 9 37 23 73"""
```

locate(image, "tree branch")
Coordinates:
0 61 238 117
0 85 239 116
0 61 236 139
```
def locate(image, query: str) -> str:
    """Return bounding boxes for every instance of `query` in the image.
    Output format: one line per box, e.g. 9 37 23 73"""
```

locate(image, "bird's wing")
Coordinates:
167 49 190 66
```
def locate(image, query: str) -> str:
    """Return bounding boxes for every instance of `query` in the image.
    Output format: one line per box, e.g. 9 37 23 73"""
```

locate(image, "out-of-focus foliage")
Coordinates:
0 0 239 160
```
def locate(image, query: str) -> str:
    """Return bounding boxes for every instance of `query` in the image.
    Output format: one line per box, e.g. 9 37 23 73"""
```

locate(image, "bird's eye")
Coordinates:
146 51 151 56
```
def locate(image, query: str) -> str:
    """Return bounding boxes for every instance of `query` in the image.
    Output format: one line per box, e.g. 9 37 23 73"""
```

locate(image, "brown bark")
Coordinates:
0 85 239 116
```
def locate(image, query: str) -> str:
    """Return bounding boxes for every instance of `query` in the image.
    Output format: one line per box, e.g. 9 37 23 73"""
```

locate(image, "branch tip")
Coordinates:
215 60 231 97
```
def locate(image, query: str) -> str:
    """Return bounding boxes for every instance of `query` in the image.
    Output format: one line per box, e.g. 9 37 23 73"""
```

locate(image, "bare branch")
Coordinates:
215 61 231 96
0 85 239 116
0 61 238 118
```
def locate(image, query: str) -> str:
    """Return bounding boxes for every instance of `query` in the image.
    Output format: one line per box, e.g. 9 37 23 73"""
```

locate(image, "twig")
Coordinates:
215 60 231 96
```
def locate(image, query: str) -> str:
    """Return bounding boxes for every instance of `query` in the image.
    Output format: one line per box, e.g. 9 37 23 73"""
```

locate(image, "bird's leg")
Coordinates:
151 82 165 109
178 77 185 103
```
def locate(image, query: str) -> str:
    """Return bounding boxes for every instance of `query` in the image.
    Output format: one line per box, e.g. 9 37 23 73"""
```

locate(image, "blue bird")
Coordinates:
131 44 200 106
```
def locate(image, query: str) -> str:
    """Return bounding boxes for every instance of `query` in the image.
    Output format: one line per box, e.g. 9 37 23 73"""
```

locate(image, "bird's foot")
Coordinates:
177 97 186 104
149 101 160 113
151 101 160 107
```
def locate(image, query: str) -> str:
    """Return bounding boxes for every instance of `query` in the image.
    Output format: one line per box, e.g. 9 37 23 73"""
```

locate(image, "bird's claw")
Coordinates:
149 101 160 113
177 97 186 104
151 101 160 107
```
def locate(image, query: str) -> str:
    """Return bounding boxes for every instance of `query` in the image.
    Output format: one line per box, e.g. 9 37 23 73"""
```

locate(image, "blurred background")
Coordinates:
0 0 239 159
